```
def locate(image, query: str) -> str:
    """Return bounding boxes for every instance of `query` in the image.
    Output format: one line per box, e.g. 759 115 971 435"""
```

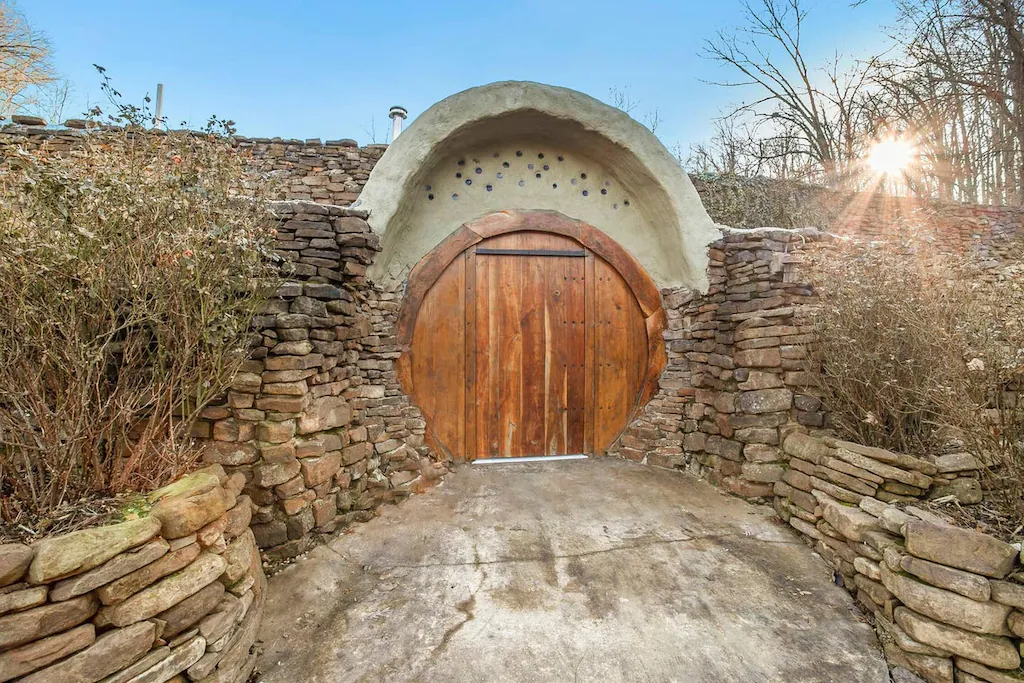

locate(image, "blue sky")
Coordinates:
27 0 899 149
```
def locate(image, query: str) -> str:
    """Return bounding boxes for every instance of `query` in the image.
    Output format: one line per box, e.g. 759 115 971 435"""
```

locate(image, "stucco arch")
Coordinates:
357 81 721 290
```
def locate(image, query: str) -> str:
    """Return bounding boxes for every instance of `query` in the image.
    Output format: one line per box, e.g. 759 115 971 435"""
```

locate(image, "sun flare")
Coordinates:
866 137 917 176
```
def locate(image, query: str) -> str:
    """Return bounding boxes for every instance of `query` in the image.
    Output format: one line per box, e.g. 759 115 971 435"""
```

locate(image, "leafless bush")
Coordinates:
807 237 979 453
0 124 278 522
807 236 1024 512
961 259 1024 500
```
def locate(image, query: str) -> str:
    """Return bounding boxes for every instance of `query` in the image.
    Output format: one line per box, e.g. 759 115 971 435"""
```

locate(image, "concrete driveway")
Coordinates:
256 459 889 683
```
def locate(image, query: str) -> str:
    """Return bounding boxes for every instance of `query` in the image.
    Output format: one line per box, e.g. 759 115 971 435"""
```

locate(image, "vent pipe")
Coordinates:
153 83 164 129
389 106 408 142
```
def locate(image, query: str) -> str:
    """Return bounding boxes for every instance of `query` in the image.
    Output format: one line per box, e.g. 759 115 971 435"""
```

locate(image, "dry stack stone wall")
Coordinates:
0 124 383 208
5 122 1024 244
777 433 1023 683
0 466 264 683
610 227 823 498
236 137 385 205
611 217 1020 498
192 201 444 560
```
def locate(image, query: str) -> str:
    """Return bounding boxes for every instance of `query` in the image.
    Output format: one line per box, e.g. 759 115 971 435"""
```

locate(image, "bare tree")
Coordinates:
693 0 1024 203
702 0 882 185
891 0 1024 204
33 78 71 124
608 85 664 134
608 86 640 115
362 116 384 145
0 2 53 117
687 115 821 179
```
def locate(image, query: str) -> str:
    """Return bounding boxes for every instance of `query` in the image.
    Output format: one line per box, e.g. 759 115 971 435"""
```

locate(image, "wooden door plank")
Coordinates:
476 239 526 457
584 251 597 455
410 256 466 460
593 255 650 453
396 225 481 347
544 256 564 455
464 249 477 462
564 251 587 454
578 222 661 318
520 245 547 456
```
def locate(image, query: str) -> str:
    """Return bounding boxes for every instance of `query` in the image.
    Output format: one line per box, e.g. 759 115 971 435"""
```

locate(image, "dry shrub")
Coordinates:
807 237 978 453
0 124 278 522
962 259 1024 499
807 235 1024 511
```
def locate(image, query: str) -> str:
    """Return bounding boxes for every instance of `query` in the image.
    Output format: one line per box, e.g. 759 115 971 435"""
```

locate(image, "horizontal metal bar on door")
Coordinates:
474 248 587 257
473 454 589 464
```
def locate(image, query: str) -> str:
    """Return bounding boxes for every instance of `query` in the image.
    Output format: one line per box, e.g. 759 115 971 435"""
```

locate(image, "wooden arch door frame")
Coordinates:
395 210 667 462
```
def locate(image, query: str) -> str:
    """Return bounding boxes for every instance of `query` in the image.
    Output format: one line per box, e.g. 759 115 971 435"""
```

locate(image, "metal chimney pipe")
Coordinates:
153 83 164 129
389 106 408 142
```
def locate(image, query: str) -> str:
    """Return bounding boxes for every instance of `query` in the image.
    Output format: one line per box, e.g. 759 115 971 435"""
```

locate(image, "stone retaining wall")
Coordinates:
0 125 383 207
690 173 1024 256
776 432 1022 683
237 137 385 206
191 201 445 560
0 466 264 683
3 123 1022 251
609 227 823 497
612 221 1019 498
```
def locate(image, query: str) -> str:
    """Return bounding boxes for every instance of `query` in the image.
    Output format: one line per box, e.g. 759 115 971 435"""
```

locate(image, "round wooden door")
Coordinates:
396 212 665 462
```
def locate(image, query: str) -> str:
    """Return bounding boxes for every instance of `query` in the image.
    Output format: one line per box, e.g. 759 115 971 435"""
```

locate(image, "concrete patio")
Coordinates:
255 459 889 683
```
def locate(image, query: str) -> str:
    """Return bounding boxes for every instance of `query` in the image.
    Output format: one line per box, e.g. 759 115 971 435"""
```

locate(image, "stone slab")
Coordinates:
98 543 202 606
825 439 937 475
158 581 225 639
0 545 33 587
151 487 233 540
18 621 155 683
831 447 933 489
895 607 1019 670
27 517 162 584
0 593 98 650
881 565 1010 635
905 521 1018 579
990 581 1024 610
120 635 205 683
954 657 1024 683
98 553 227 627
98 646 169 683
0 586 47 615
51 540 169 602
899 555 991 602
821 499 879 542
0 624 94 682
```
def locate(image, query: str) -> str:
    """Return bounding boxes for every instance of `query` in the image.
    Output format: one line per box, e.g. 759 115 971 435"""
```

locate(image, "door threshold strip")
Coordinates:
473 454 589 465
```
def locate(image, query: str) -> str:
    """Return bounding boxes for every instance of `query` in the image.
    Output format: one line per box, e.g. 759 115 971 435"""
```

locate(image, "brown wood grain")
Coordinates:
584 252 597 455
410 255 466 459
561 250 587 454
473 232 586 457
577 222 662 318
463 249 477 463
593 255 649 454
462 210 519 240
399 211 666 461
396 224 481 347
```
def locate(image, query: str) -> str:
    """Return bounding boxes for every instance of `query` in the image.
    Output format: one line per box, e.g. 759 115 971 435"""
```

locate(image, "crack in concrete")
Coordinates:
431 544 486 657
319 541 362 567
366 531 802 571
